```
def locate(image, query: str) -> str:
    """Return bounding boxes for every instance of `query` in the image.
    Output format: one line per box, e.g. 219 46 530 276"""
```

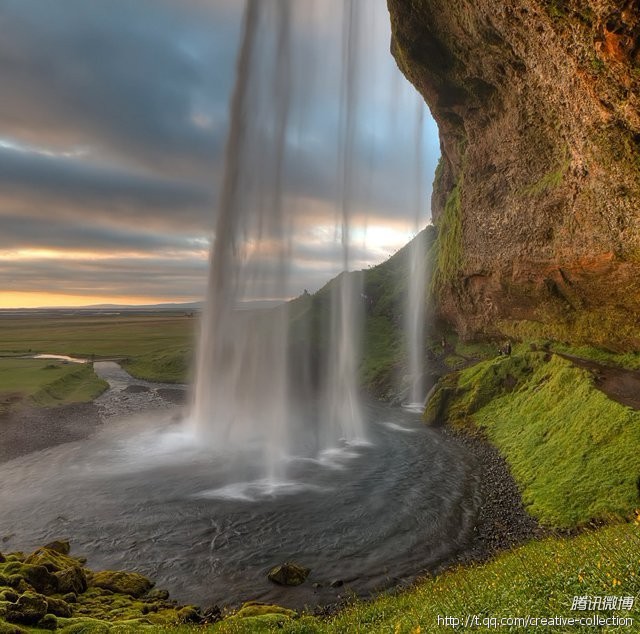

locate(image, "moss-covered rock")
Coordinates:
3 556 24 564
4 591 48 625
55 617 111 633
0 542 187 631
144 588 169 601
21 546 88 596
176 606 201 623
88 571 153 598
222 602 298 631
43 541 70 556
267 562 310 586
0 620 27 634
45 596 72 618
235 602 297 619
37 614 57 631
1 563 57 595
54 566 87 595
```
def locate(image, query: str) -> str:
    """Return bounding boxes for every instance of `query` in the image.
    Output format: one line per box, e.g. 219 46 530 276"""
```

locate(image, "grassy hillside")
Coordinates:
288 226 436 397
425 349 640 528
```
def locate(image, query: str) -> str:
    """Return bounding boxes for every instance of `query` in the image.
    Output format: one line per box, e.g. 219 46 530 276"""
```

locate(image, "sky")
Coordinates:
0 0 440 309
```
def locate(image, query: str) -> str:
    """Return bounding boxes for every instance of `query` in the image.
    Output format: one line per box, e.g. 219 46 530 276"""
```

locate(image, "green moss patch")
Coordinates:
0 543 194 632
500 305 640 355
517 155 570 197
431 179 463 295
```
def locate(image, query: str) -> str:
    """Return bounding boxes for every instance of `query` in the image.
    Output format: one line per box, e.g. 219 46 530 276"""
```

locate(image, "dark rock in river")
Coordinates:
267 562 310 586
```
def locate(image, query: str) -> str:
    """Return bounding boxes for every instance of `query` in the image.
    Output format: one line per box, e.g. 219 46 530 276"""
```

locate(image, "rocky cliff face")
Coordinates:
388 0 640 351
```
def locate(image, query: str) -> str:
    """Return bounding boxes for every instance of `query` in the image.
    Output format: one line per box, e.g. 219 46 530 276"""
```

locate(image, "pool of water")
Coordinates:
0 403 480 609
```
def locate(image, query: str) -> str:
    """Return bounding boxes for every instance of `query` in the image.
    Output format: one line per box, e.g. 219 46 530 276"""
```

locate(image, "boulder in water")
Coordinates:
267 562 310 586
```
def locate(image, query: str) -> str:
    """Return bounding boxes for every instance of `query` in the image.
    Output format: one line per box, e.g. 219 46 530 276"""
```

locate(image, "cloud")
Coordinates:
0 0 441 306
0 143 213 230
0 0 237 177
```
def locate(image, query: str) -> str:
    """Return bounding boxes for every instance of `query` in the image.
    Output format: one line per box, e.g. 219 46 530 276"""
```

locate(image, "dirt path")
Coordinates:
559 353 640 410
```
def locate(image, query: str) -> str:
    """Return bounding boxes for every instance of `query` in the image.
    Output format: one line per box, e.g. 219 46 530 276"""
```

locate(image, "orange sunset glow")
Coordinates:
0 291 190 310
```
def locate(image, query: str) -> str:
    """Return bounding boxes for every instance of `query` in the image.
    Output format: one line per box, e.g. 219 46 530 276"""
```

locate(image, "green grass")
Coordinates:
428 351 640 528
553 343 640 371
0 315 196 383
0 358 108 412
122 349 192 383
360 315 402 396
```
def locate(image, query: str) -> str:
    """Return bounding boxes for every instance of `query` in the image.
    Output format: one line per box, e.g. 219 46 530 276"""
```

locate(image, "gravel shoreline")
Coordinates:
0 402 103 464
442 426 543 563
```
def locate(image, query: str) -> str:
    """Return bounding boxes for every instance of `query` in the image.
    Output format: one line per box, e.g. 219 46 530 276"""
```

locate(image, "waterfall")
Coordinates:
322 0 366 446
404 99 428 408
192 0 369 478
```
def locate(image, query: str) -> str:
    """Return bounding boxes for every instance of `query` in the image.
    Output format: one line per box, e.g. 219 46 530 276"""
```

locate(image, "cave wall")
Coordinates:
387 0 640 350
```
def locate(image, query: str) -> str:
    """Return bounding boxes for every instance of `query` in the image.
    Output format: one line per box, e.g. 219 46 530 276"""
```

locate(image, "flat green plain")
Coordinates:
0 314 197 383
